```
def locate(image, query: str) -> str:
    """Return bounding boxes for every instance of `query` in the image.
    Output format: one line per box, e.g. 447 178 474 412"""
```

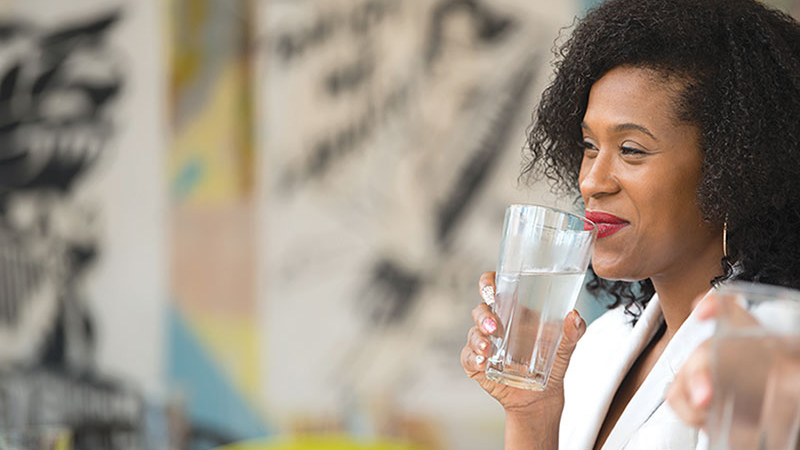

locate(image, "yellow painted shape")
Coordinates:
217 435 426 450
54 434 72 450
183 310 263 405
168 63 254 204
169 0 209 93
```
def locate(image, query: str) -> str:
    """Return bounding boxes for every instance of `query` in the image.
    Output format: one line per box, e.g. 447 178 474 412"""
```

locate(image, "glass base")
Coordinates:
485 367 546 391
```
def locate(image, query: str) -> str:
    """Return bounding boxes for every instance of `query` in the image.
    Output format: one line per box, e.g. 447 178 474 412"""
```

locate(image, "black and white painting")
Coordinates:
259 0 585 447
0 9 145 449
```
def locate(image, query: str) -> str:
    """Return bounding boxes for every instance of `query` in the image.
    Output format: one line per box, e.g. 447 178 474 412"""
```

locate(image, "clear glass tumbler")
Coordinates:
485 204 596 391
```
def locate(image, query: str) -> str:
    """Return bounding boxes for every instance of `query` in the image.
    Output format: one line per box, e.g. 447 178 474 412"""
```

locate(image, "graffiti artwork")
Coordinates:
261 1 556 447
0 10 143 449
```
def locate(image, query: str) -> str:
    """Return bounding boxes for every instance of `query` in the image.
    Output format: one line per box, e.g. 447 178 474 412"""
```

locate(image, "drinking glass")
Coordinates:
485 204 596 391
707 282 800 450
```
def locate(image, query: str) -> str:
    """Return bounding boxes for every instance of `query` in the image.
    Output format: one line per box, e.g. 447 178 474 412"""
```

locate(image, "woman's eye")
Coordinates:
620 146 646 156
581 140 598 153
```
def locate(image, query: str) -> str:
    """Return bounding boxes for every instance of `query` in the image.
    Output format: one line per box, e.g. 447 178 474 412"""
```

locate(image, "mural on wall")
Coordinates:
0 9 144 449
259 0 583 448
166 0 267 448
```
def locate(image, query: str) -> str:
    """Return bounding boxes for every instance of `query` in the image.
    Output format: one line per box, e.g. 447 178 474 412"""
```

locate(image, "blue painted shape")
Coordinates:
582 0 605 12
167 304 270 449
173 157 206 200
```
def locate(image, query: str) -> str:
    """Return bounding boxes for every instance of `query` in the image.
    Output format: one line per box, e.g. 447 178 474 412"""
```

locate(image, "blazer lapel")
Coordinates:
567 296 665 449
602 291 716 450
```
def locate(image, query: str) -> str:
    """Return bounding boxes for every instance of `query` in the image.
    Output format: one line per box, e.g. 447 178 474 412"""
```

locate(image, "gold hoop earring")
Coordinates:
723 220 728 258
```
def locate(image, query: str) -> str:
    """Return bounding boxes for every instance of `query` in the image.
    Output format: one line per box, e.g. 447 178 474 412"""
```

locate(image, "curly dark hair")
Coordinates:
523 0 800 321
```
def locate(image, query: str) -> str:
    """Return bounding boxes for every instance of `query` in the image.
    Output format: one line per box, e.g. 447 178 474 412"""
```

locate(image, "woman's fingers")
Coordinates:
471 302 501 337
461 334 487 377
462 272 499 382
468 325 492 357
548 309 587 386
674 294 761 431
667 340 712 428
475 271 502 336
694 293 723 320
479 271 497 305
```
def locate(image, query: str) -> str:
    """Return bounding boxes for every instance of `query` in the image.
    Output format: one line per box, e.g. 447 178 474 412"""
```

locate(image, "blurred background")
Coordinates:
0 0 797 449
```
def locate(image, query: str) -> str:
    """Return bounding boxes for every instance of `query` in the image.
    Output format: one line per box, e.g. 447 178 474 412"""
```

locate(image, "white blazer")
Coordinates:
559 293 715 450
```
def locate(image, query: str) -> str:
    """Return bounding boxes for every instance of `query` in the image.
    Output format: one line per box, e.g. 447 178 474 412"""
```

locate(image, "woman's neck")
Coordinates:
650 240 724 340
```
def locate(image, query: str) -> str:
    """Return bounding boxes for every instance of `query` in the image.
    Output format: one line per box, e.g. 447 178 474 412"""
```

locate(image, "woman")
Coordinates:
460 0 800 449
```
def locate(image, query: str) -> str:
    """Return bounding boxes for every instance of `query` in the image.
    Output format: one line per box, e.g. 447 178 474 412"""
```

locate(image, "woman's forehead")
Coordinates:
584 66 690 131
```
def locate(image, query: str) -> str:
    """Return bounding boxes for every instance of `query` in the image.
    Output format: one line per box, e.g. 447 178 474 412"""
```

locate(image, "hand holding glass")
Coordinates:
706 282 800 450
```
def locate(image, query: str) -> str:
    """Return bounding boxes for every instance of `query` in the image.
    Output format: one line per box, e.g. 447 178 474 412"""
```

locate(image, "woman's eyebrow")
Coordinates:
613 123 658 141
580 121 658 141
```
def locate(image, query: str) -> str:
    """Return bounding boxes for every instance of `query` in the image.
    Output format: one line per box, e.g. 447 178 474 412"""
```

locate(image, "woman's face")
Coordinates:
579 65 720 281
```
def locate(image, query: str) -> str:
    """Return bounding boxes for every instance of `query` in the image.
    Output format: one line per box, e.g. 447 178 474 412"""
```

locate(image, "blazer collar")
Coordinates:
570 295 665 450
601 290 716 450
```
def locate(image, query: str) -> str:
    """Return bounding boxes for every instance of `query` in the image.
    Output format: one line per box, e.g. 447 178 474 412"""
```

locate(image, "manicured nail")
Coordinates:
573 311 582 329
482 317 497 334
479 340 488 350
475 355 485 365
481 285 495 306
690 381 711 406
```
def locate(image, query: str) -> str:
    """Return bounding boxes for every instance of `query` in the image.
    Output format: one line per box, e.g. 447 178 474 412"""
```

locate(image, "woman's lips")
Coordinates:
585 211 630 238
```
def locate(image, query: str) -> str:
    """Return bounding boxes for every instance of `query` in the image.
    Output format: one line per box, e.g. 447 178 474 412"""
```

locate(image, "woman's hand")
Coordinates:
461 271 587 416
666 293 759 428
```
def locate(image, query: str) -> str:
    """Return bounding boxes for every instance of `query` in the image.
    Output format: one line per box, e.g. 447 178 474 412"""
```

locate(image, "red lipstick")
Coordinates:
585 211 629 238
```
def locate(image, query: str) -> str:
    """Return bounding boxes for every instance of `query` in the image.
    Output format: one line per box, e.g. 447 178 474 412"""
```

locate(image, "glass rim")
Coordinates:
717 280 800 303
506 203 597 232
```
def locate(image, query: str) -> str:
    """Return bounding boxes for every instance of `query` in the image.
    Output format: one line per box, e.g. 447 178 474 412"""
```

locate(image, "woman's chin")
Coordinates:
591 261 641 281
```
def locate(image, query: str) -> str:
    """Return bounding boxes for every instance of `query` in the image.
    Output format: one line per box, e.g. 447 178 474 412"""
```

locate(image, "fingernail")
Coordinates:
481 285 495 306
690 381 711 406
482 317 497 334
475 355 485 365
479 340 488 350
573 311 582 329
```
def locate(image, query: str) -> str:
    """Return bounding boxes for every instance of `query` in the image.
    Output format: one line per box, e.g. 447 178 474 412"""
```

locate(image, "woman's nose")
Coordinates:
579 151 620 199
